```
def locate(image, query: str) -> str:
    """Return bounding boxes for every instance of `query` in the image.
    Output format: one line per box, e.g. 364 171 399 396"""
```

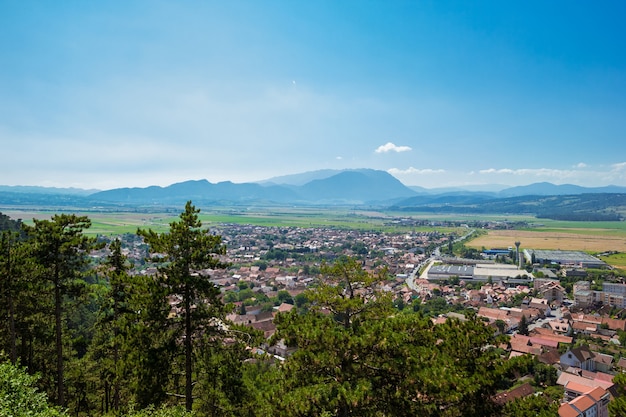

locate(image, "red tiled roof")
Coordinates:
585 386 609 402
558 403 580 417
492 382 534 405
570 394 595 412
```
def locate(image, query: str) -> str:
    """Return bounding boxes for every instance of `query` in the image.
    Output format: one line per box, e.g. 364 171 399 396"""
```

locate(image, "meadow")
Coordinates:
2 207 462 235
4 208 625 269
466 229 626 253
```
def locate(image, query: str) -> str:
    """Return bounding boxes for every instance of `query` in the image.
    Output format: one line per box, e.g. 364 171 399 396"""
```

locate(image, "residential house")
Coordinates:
561 345 596 371
492 382 534 406
575 290 595 308
557 372 614 400
603 282 626 296
508 334 544 356
528 297 552 316
530 328 573 346
558 385 610 417
617 357 626 372
601 317 626 332
537 281 566 304
534 277 560 290
597 291 626 308
593 352 614 374
549 318 573 335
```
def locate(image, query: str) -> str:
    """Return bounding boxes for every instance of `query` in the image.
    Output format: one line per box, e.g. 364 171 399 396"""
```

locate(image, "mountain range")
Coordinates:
1 169 626 219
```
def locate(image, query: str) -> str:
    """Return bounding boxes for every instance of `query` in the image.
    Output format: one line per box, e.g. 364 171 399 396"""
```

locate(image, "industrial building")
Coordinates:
426 263 533 284
523 249 607 269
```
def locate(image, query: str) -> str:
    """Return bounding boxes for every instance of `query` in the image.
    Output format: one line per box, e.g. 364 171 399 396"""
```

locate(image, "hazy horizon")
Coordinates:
2 2 625 190
3 168 626 193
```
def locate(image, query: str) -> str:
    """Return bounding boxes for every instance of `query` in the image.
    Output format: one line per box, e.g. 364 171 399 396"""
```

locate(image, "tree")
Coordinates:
23 214 96 407
0 359 68 417
0 231 23 364
195 341 250 416
89 238 134 413
495 319 507 334
610 373 626 417
500 394 558 417
277 290 294 305
137 201 227 411
307 256 393 330
294 292 309 309
271 256 506 416
271 257 393 415
518 315 529 336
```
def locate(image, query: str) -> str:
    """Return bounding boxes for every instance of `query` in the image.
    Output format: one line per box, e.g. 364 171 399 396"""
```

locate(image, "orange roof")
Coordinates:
557 372 614 391
558 404 580 417
478 307 509 321
565 381 593 395
535 332 572 344
277 303 294 313
570 394 595 412
585 386 609 401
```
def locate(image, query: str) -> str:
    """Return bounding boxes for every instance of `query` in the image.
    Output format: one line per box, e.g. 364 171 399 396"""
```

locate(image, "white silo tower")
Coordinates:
515 241 522 269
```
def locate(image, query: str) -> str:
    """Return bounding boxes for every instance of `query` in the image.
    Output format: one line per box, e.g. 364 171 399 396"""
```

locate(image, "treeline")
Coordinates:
393 193 626 221
2 204 558 416
536 212 622 221
0 211 24 234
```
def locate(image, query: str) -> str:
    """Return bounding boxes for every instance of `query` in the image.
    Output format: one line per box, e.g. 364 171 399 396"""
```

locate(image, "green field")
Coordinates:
599 252 626 271
4 207 625 243
524 219 626 233
2 207 463 235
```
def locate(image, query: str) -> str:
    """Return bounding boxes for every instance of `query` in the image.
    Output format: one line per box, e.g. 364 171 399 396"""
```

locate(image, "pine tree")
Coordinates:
519 314 529 336
272 256 507 416
137 201 227 411
0 231 22 364
23 214 96 407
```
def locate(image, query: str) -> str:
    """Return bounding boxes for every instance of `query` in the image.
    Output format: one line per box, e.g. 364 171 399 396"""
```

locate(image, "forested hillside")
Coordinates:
392 193 626 221
1 204 560 416
0 211 23 233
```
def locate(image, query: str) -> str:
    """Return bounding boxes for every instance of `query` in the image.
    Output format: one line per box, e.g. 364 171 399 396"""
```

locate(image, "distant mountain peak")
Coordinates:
259 168 383 186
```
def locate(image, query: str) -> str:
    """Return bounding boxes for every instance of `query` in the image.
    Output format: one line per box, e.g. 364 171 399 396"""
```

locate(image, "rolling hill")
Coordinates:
2 173 626 220
88 169 418 206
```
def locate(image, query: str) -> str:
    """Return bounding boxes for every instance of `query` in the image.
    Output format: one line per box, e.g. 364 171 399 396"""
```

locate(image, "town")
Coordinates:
89 218 626 417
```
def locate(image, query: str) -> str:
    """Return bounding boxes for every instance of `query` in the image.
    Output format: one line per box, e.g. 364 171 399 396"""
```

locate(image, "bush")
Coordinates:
0 360 68 417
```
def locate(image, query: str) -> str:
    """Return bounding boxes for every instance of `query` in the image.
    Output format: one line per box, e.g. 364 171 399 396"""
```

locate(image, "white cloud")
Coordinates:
388 167 445 175
478 168 580 179
575 162 588 168
475 166 626 186
611 162 626 171
479 168 515 175
375 142 412 153
385 164 626 188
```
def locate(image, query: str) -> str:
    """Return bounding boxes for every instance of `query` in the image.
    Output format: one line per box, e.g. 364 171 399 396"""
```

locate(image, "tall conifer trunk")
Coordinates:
185 285 193 411
55 271 65 406
7 237 17 364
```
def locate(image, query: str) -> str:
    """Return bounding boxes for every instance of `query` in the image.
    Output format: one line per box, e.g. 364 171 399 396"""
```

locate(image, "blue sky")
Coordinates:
1 1 625 190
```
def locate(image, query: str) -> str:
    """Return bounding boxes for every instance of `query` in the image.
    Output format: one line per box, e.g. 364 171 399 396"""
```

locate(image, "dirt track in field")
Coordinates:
467 230 626 253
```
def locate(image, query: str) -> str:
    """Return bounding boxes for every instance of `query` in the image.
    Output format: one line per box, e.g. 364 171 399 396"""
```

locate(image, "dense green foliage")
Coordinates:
0 211 24 234
393 193 626 221
266 257 508 417
610 373 626 417
138 201 228 411
0 360 68 417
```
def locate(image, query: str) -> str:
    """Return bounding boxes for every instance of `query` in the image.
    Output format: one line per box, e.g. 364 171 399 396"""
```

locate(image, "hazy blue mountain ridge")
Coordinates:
87 169 416 205
2 172 626 216
497 182 626 197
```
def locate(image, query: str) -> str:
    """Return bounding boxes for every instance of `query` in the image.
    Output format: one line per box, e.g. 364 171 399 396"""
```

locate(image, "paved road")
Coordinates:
405 228 476 291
